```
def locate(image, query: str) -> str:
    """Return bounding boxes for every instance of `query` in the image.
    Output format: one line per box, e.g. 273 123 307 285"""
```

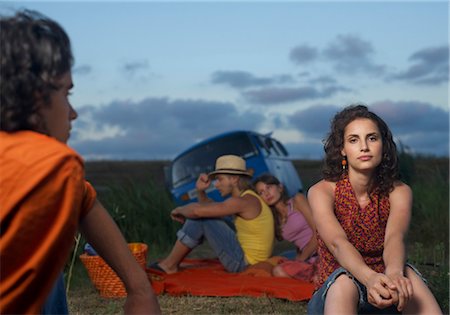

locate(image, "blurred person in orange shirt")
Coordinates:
0 10 160 314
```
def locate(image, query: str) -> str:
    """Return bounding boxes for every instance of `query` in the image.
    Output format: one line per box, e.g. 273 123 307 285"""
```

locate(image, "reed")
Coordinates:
98 177 180 258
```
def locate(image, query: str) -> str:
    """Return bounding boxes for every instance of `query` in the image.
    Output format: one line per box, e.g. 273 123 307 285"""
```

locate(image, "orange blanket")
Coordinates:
147 259 314 301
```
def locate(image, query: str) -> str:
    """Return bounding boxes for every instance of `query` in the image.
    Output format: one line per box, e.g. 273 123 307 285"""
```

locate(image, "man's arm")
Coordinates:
171 193 260 222
79 199 161 314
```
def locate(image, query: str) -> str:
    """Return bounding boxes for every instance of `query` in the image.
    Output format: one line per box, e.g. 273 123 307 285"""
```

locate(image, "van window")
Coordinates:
273 139 288 156
172 133 257 188
256 135 270 156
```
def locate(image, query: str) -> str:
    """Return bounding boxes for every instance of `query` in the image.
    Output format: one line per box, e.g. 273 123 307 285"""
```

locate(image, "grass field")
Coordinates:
68 157 449 314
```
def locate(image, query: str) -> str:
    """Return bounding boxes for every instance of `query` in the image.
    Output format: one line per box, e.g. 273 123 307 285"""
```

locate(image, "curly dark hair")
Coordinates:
252 173 289 241
0 10 73 132
322 104 399 196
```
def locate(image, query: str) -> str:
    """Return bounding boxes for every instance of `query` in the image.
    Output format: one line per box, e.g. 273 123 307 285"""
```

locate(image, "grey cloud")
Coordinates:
69 98 448 159
389 46 449 85
211 70 295 89
285 142 325 160
289 45 319 65
323 34 386 75
287 101 448 157
120 60 155 82
70 97 264 159
243 85 351 105
308 75 337 85
289 104 339 138
73 64 92 76
370 100 449 136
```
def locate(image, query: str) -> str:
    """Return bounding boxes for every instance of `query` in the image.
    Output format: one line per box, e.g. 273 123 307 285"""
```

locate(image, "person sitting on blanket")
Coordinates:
253 174 318 282
0 10 160 314
307 104 441 314
151 155 275 274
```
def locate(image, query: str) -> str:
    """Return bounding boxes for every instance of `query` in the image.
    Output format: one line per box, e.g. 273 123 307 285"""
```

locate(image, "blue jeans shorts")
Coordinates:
177 217 247 273
307 263 426 315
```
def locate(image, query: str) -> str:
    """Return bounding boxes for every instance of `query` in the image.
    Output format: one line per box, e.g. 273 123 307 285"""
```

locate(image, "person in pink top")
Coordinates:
253 174 317 281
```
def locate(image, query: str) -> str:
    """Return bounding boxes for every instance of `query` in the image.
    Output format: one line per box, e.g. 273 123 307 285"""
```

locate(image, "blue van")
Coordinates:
165 130 303 205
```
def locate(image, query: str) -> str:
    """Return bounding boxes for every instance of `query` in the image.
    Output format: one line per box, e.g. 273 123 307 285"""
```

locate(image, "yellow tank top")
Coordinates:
235 189 274 265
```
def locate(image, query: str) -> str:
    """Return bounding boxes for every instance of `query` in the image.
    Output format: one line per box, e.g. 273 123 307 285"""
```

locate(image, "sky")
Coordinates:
2 1 449 160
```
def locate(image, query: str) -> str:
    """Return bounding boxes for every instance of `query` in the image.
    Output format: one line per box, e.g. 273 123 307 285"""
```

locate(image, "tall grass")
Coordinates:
399 154 449 313
98 178 181 258
403 158 449 266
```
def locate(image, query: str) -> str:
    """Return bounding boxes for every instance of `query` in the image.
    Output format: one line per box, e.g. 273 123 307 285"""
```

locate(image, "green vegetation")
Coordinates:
98 179 180 258
67 157 449 314
401 155 449 313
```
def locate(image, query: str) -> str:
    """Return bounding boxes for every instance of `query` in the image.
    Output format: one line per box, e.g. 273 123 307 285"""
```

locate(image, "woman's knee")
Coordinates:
404 266 442 313
328 274 359 298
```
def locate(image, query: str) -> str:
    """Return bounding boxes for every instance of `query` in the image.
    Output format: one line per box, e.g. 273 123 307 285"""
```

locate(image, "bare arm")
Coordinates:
79 199 161 315
292 193 317 261
171 194 261 223
308 181 396 308
383 182 414 311
196 173 213 203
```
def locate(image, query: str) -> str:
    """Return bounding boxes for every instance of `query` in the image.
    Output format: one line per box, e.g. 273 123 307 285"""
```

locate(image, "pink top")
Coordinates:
281 198 314 251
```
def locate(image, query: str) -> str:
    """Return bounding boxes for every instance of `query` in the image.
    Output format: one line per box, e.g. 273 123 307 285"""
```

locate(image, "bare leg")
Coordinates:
324 274 359 315
157 240 191 274
402 266 442 315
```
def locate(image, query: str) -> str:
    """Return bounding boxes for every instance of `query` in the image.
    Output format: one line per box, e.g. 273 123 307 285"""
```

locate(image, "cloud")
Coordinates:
243 85 351 105
211 70 294 89
285 101 448 157
308 75 337 85
289 44 319 65
70 97 265 159
120 59 157 83
69 98 448 160
369 101 449 156
288 104 340 138
389 45 449 85
323 34 386 75
73 64 92 76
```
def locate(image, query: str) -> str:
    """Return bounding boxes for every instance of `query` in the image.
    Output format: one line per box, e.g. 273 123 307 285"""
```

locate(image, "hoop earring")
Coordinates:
342 156 347 170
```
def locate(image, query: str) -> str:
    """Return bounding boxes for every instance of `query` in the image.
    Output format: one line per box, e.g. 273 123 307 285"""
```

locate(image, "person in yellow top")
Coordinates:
151 155 274 273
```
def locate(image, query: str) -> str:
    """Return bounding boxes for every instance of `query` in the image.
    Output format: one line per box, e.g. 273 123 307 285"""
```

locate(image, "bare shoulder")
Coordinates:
389 180 412 202
307 180 336 213
223 193 258 209
308 179 335 198
293 192 307 203
390 181 412 197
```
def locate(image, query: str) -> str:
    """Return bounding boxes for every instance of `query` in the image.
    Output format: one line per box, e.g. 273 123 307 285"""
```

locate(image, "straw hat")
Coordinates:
208 155 252 178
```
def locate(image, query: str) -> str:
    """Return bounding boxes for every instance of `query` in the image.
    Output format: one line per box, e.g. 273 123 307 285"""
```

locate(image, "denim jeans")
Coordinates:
42 272 68 314
177 218 247 273
307 264 425 315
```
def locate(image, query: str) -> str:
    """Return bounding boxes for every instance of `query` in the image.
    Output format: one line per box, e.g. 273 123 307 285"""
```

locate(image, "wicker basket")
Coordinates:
79 242 148 298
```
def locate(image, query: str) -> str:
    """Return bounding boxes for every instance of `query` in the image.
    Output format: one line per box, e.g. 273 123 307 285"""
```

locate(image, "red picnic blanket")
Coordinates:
147 258 315 301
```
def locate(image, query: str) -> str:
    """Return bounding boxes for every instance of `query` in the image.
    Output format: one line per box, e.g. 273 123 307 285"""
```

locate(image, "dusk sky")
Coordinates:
2 1 449 160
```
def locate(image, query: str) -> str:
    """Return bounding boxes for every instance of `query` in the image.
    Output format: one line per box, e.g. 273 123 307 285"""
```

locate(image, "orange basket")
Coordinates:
79 242 148 298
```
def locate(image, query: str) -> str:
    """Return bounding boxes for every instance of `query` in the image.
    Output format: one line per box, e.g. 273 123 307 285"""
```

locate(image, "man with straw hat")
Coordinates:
150 155 275 274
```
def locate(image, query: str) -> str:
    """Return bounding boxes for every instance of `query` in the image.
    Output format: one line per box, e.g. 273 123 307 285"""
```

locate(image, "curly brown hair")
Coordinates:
0 10 73 132
322 104 399 196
